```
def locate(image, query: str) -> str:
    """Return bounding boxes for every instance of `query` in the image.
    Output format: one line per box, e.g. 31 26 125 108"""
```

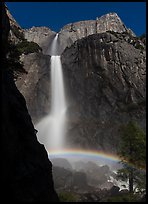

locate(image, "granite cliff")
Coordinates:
57 12 136 54
61 32 146 151
2 3 59 202
7 8 146 153
23 12 136 55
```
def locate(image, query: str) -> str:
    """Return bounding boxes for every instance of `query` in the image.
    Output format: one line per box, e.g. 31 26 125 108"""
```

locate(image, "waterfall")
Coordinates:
49 33 59 55
36 34 67 151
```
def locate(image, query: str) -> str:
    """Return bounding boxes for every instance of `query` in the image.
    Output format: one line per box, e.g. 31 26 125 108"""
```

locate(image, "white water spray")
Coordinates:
36 34 67 151
50 33 59 55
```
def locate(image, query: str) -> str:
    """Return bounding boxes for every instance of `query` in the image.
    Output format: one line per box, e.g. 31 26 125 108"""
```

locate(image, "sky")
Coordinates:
6 2 146 36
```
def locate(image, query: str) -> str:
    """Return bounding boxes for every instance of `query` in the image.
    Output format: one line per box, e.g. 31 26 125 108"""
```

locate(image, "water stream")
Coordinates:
36 34 67 151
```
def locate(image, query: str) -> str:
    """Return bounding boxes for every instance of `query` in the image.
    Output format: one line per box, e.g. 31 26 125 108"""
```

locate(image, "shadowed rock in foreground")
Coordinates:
1 3 59 202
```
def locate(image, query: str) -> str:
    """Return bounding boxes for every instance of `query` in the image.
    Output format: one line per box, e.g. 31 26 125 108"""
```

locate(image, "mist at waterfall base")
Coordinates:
35 34 122 182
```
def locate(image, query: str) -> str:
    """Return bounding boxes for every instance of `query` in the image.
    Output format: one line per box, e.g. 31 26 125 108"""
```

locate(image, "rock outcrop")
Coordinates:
52 159 112 192
24 26 56 54
2 3 59 202
15 53 51 122
6 5 24 44
23 12 135 55
61 32 146 152
52 158 73 170
57 12 135 54
2 3 10 57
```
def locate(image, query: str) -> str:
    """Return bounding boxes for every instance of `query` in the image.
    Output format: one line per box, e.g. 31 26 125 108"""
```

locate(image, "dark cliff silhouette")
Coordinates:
1 2 59 202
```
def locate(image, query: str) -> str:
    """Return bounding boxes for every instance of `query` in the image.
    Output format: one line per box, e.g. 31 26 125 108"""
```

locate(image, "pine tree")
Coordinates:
117 121 146 194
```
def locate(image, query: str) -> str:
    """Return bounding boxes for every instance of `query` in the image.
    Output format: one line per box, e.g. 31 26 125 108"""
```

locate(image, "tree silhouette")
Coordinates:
117 121 146 193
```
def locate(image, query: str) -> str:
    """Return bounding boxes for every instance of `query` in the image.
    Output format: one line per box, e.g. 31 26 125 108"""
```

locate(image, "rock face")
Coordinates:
2 3 59 202
52 166 73 189
51 158 73 170
74 161 110 186
24 26 56 54
61 32 146 152
73 171 88 188
15 53 51 122
52 159 112 192
57 12 135 54
23 12 135 55
6 5 24 44
8 8 146 153
2 3 10 56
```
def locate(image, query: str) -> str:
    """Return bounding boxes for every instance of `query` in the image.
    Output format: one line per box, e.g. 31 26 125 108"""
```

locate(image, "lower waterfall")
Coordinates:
36 34 67 151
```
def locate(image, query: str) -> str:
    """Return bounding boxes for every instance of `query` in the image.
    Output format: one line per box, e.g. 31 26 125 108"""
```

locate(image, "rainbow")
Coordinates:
47 148 146 172
47 148 120 162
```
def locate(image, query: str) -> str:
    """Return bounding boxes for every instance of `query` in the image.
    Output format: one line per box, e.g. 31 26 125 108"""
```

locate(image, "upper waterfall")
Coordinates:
36 33 67 151
46 33 60 56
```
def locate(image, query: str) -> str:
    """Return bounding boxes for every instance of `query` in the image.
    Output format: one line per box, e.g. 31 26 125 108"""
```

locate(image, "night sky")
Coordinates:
6 2 146 36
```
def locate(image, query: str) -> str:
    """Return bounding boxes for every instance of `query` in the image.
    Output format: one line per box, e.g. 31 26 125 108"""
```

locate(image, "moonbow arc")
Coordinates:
48 148 120 162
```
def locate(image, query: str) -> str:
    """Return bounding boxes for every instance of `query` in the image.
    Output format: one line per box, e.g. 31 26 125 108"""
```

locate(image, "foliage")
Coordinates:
117 167 129 181
117 121 146 194
6 39 42 76
139 33 146 39
16 40 42 55
58 191 80 202
137 99 146 107
10 24 42 54
133 169 146 194
106 192 143 202
134 44 144 50
118 121 146 168
138 33 146 45
11 25 25 40
6 40 26 74
107 30 145 51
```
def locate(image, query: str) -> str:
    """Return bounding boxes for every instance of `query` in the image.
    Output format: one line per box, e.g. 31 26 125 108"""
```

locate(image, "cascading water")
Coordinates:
36 34 67 151
35 34 124 193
